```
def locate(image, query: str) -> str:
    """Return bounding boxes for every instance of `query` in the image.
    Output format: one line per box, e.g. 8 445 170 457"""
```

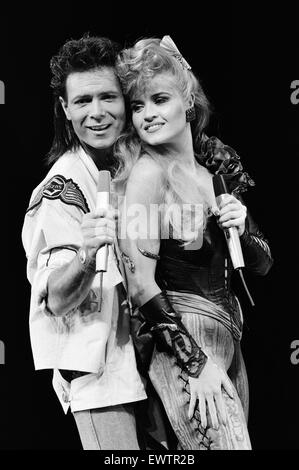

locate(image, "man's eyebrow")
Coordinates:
100 90 120 96
71 90 120 103
71 93 91 103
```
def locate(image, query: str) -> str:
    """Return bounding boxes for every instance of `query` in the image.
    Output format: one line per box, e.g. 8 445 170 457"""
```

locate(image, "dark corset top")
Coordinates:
156 216 240 321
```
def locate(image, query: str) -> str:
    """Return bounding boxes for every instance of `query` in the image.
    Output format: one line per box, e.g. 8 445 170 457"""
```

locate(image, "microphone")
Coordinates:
213 174 244 270
96 170 111 273
213 174 254 306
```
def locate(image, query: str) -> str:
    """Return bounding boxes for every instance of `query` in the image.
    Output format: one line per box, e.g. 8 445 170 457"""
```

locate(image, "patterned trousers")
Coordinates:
148 292 251 450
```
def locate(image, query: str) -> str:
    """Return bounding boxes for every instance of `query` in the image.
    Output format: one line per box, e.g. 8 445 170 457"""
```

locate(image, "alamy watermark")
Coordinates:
115 197 204 250
0 340 5 364
290 339 299 365
0 80 4 104
290 80 299 105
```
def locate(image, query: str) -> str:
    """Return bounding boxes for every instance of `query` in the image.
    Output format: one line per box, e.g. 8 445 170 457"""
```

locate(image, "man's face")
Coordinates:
60 67 126 150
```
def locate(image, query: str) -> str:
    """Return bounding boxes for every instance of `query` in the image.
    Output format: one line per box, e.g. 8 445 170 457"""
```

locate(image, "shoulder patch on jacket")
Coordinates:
26 174 90 214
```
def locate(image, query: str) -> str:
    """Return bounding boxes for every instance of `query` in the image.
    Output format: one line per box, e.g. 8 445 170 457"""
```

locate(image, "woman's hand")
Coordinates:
188 357 234 429
81 207 117 259
216 194 247 236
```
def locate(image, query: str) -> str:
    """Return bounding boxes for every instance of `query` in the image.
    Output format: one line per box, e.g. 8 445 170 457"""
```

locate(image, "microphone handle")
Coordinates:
215 193 244 270
96 245 109 273
224 226 245 270
96 191 110 273
214 180 254 306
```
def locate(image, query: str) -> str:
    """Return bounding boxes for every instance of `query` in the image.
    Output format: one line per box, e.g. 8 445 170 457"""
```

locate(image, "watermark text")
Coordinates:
116 197 204 250
0 80 4 104
290 339 299 365
290 80 299 105
0 340 5 364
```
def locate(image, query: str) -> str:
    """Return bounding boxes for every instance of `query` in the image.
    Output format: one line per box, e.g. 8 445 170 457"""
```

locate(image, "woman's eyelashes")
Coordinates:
131 95 170 113
154 95 169 104
131 102 143 113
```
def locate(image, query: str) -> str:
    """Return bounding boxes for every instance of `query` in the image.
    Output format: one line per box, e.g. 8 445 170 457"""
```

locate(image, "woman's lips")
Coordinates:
144 123 164 133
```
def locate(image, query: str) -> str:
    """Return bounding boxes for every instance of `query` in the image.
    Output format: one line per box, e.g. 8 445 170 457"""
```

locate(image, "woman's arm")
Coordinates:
120 157 207 375
240 209 273 276
216 193 273 276
118 157 163 306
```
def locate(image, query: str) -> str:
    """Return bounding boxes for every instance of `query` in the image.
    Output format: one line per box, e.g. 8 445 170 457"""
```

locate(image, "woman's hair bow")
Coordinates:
160 35 192 71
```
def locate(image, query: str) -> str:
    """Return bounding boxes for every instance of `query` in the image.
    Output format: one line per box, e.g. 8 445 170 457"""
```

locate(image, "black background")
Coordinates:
0 4 298 450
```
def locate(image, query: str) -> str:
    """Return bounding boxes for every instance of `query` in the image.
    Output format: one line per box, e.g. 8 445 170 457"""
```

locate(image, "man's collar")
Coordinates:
80 141 117 174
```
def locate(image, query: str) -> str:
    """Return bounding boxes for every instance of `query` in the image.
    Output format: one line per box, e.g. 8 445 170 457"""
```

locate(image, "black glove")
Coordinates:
139 291 207 378
130 306 155 376
237 196 273 276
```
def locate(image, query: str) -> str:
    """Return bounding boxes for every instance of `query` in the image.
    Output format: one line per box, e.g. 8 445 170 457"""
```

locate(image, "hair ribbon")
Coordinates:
160 35 192 70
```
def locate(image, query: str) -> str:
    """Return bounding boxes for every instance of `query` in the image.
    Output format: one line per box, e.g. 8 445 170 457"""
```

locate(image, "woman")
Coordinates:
113 36 273 450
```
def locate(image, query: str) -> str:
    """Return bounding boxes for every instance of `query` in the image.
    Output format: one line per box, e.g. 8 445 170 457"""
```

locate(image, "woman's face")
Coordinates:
131 73 189 147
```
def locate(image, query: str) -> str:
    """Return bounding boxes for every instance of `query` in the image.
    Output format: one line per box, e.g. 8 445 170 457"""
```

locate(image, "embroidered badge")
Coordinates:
26 174 90 214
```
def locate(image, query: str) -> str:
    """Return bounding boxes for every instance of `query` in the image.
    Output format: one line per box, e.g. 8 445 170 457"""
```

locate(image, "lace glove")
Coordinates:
139 291 208 378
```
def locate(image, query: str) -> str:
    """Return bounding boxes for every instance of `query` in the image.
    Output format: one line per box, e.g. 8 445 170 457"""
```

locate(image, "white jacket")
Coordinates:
22 147 146 412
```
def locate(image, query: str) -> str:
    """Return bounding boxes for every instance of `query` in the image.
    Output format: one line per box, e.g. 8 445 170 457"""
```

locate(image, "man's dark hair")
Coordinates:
47 34 122 165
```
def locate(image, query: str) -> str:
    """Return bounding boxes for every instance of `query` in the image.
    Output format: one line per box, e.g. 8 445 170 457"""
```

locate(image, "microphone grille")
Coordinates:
97 170 111 192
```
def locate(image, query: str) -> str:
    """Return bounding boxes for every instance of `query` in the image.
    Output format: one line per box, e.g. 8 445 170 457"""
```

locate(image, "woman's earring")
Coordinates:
185 106 196 122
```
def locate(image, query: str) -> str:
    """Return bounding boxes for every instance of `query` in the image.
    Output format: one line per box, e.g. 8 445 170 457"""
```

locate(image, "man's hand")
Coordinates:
216 194 247 236
81 207 118 259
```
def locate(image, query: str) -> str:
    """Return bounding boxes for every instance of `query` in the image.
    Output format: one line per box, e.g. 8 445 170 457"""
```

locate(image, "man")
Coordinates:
21 35 147 450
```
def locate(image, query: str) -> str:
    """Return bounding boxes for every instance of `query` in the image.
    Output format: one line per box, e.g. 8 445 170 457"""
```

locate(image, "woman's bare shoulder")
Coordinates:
126 156 164 203
129 155 163 180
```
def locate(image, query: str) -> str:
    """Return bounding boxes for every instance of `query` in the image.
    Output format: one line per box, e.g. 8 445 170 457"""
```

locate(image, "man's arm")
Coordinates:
47 208 116 316
47 249 96 316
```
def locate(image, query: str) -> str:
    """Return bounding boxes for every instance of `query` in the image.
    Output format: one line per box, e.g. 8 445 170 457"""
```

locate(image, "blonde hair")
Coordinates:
114 37 211 242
